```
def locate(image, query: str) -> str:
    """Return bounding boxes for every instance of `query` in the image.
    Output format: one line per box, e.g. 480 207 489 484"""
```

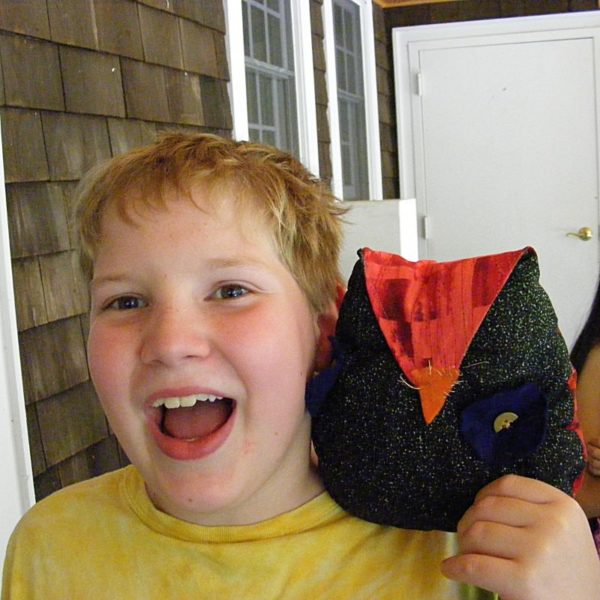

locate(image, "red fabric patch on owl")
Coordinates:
363 246 533 423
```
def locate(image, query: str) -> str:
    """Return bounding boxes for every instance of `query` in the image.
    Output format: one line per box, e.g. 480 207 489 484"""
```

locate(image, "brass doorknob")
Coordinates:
567 226 593 241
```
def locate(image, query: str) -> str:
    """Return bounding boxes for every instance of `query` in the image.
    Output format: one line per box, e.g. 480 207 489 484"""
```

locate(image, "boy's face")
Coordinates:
87 186 327 525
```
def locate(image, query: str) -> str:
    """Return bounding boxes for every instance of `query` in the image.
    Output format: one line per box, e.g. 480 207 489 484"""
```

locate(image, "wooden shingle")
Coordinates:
173 0 225 33
179 20 219 77
375 38 390 71
19 316 89 404
26 403 46 476
94 0 144 60
310 0 324 37
373 3 386 42
0 50 5 105
42 112 112 181
39 250 89 322
376 64 391 98
0 34 64 111
122 59 170 122
6 182 70 258
47 0 98 49
314 71 328 106
166 69 203 125
37 381 108 467
108 118 157 157
312 33 326 71
316 104 329 144
199 77 231 130
34 465 61 500
318 141 332 186
379 120 395 153
138 0 174 13
378 91 391 126
138 4 183 69
213 32 229 80
1 108 49 183
11 257 47 331
382 175 397 200
60 46 126 117
59 436 122 487
0 0 51 39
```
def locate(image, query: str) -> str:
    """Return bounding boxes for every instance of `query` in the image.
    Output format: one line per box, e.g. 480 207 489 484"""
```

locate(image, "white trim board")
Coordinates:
0 115 35 567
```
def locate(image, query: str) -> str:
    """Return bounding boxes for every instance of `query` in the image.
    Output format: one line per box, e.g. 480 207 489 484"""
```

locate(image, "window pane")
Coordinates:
268 14 282 67
336 48 346 92
246 72 259 122
243 0 298 158
263 129 276 146
251 6 267 62
279 77 298 155
339 100 349 141
344 7 354 50
243 2 250 57
334 0 368 199
259 74 275 126
347 55 356 94
334 4 344 46
249 126 261 142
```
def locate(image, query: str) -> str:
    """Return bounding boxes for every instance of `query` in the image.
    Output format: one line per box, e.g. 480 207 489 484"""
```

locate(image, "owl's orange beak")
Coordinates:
411 366 460 425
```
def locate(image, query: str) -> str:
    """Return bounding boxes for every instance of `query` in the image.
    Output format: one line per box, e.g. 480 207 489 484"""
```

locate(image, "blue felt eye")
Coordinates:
460 382 549 466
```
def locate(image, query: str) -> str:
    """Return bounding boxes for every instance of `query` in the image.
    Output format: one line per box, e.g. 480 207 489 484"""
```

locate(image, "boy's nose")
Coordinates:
139 305 212 366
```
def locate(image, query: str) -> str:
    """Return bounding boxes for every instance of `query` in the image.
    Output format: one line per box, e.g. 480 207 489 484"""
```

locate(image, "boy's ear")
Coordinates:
314 289 343 372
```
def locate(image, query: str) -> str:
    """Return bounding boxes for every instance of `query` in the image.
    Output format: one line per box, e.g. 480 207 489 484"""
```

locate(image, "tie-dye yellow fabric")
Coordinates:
2 466 492 599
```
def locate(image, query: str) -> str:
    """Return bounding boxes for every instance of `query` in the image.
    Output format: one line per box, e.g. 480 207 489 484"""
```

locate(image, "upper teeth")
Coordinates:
152 394 222 409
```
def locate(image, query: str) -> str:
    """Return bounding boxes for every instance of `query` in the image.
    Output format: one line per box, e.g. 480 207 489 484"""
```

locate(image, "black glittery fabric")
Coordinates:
311 250 585 532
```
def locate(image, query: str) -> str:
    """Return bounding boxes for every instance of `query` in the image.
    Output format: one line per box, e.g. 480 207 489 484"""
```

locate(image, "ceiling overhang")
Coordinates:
374 0 464 7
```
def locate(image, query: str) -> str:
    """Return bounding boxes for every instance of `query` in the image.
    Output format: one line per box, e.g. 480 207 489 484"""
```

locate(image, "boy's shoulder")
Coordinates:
14 466 132 534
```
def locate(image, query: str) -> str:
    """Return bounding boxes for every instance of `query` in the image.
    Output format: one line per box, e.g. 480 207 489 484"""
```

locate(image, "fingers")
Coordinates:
441 553 520 597
441 475 600 600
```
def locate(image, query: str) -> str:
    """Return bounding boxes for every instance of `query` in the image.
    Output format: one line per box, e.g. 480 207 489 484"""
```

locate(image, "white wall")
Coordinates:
340 198 418 281
0 117 35 569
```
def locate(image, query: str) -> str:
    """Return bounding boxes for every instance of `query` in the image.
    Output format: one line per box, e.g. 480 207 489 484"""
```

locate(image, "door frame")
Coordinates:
392 10 600 258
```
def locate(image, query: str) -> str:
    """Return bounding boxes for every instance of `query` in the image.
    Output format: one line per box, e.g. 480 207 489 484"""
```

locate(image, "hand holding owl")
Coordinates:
442 475 600 599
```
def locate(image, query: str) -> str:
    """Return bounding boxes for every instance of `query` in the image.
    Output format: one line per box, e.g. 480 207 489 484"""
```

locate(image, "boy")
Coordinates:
3 133 599 599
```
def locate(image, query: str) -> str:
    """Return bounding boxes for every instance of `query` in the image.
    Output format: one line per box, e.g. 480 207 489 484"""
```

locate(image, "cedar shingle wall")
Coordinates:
0 0 231 500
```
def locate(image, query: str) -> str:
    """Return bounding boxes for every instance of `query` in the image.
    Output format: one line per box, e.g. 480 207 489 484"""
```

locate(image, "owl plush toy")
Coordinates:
309 247 585 532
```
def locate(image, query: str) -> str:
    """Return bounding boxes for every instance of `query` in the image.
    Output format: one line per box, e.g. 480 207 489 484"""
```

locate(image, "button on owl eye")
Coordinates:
494 411 519 432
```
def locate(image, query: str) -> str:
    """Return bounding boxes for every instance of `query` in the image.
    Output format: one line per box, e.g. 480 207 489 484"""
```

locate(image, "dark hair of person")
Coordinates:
571 277 600 372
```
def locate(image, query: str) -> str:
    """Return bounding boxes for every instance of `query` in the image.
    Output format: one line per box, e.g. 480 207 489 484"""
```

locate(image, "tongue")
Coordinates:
163 401 231 440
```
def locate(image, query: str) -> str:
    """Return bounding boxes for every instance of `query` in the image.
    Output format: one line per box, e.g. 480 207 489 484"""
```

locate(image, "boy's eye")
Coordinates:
212 284 249 300
108 296 147 310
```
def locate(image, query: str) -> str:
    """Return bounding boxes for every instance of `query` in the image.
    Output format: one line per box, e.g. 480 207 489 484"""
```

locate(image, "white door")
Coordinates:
393 13 600 348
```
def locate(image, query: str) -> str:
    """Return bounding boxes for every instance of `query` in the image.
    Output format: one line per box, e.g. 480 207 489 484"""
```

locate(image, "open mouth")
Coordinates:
153 394 235 442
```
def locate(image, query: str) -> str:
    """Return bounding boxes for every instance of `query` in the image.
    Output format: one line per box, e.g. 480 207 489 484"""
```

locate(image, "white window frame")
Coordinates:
0 116 35 567
323 0 382 200
224 0 320 177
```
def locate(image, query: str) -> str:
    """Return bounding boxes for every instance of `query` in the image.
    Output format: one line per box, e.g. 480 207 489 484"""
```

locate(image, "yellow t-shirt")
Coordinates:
2 466 491 599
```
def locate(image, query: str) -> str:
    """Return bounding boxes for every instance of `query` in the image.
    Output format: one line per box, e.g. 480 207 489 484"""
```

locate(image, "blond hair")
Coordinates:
75 132 346 314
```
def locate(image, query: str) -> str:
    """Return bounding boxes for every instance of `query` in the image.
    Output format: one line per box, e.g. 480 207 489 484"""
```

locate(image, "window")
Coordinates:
243 1 298 154
323 0 382 200
225 0 319 176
